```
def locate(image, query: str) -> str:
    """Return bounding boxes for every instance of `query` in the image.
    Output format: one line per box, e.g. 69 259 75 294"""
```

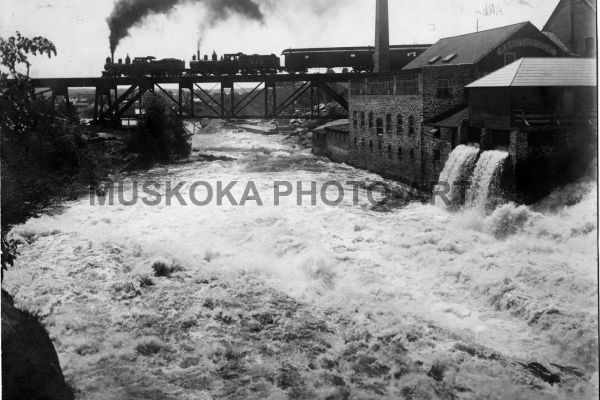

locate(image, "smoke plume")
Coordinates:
107 0 265 53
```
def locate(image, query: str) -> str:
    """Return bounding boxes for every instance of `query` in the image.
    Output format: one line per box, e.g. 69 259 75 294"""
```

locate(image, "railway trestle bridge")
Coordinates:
29 72 383 124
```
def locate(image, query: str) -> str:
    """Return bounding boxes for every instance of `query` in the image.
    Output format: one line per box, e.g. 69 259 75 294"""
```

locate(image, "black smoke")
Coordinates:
107 0 265 54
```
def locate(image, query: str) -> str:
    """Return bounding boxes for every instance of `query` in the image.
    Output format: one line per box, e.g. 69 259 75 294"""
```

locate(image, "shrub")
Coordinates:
1 235 18 281
139 275 155 287
128 93 191 162
151 259 183 278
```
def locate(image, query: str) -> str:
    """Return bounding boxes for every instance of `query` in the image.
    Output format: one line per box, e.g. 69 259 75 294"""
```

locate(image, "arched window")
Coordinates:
360 112 365 127
376 118 384 135
368 112 374 129
408 115 415 135
352 111 358 128
396 114 403 134
386 114 392 134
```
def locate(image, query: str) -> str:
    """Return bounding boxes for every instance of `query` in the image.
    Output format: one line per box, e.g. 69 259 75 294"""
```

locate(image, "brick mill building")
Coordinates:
341 22 564 186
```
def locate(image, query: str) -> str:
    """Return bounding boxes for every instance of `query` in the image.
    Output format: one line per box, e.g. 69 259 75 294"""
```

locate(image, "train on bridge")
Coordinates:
103 44 430 77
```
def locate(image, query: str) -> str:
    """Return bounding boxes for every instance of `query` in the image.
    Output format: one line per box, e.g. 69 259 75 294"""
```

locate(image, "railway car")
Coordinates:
282 44 431 73
282 47 374 73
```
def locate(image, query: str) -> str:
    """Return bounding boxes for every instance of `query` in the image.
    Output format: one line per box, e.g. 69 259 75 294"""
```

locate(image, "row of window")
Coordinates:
351 137 442 161
352 111 417 135
351 74 420 96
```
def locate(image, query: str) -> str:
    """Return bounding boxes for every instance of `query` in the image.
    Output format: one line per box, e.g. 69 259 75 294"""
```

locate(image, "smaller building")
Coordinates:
466 57 597 200
543 0 597 57
312 120 350 163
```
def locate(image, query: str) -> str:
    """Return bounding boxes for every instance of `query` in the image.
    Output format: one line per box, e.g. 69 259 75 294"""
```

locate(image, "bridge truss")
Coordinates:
28 73 371 125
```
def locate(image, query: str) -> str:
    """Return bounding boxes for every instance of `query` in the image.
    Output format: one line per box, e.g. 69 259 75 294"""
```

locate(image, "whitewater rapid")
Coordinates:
4 125 598 399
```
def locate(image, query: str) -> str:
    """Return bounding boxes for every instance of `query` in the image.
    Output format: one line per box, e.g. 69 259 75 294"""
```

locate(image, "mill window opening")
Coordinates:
437 79 451 97
385 114 392 134
433 149 441 161
376 118 384 135
360 112 365 127
368 112 374 129
387 145 392 157
378 141 382 151
398 147 402 158
369 140 373 153
396 114 403 134
361 138 365 147
504 52 516 65
354 137 358 148
408 115 415 135
353 111 358 128
410 148 415 160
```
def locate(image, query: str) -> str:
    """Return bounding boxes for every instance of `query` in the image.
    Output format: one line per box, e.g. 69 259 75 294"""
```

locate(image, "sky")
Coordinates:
1 0 560 78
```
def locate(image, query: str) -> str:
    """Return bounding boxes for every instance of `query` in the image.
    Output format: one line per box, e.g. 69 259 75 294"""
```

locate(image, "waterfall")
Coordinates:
467 150 509 210
435 145 480 208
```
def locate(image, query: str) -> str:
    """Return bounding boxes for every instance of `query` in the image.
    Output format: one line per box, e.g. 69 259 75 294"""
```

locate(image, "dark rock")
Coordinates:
1 289 73 400
427 362 446 381
197 153 236 162
519 362 561 385
453 342 503 361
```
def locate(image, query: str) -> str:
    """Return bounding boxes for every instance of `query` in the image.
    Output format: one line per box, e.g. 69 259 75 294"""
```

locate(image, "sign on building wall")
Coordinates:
497 38 558 56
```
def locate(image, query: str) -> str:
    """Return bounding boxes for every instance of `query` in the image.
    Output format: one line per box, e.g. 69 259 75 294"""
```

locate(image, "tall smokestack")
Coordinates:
374 0 390 73
111 49 115 64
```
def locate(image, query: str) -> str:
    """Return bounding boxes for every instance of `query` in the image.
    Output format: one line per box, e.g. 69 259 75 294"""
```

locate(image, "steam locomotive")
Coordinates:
102 44 430 77
103 52 281 77
103 55 186 77
188 52 280 75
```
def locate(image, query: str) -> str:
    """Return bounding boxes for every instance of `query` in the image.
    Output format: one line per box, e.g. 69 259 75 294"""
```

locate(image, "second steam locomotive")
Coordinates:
103 45 429 77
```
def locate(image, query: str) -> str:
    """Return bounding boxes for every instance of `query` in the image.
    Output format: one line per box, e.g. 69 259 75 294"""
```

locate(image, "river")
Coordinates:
4 123 598 399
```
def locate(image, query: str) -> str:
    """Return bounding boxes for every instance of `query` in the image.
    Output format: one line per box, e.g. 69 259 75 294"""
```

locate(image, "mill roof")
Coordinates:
403 22 532 70
465 57 597 87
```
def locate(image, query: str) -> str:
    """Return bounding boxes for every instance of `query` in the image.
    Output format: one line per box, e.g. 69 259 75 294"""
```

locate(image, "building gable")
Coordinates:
403 22 560 72
542 0 597 55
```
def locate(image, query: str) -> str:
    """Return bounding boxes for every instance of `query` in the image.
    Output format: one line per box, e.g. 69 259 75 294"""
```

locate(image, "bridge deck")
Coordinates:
30 72 387 88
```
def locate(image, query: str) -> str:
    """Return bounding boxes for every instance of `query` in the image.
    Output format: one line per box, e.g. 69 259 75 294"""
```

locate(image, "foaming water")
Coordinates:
467 150 510 209
4 126 598 399
435 144 480 208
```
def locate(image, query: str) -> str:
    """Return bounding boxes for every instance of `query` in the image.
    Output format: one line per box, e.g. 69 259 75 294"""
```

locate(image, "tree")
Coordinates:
1 32 57 135
1 32 56 278
129 93 191 162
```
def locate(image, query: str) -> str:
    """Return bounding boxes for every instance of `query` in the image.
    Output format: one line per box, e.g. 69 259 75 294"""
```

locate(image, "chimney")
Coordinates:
374 0 390 73
111 50 115 64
